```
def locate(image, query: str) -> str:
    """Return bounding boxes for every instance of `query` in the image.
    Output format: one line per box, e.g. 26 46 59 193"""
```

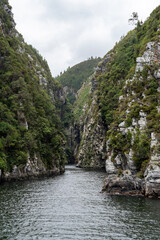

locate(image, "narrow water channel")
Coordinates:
0 165 160 240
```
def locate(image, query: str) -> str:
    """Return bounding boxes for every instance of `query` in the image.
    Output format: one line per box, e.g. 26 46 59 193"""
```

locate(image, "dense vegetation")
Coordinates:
73 78 92 122
74 5 160 174
97 5 160 128
1 0 160 178
0 1 66 173
97 5 160 174
56 57 100 104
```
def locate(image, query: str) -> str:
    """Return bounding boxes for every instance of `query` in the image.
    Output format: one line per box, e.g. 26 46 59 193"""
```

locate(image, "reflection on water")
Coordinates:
0 165 160 240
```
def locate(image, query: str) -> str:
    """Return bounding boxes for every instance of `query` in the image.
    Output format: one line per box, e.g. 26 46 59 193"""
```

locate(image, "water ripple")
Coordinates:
0 165 160 240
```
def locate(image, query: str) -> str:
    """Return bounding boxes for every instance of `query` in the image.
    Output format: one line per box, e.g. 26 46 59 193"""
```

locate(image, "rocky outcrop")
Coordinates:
103 41 160 198
76 105 106 168
103 165 160 198
1 153 64 182
103 170 145 196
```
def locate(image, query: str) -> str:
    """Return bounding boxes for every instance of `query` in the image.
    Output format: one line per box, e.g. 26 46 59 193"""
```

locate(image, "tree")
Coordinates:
128 12 139 25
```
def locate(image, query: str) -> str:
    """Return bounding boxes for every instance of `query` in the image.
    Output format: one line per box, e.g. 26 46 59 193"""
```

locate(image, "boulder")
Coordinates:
103 171 144 196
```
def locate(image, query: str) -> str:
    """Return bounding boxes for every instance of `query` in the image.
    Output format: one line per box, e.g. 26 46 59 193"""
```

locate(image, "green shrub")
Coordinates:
133 133 150 170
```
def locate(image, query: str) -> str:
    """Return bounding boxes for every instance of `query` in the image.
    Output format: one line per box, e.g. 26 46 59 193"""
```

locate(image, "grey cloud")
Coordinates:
9 0 160 76
41 0 95 22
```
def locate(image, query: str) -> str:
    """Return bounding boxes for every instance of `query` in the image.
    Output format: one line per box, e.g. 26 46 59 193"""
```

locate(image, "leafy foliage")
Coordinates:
0 1 66 172
73 79 91 122
133 133 150 170
97 5 160 128
56 57 100 104
97 30 137 127
94 5 160 174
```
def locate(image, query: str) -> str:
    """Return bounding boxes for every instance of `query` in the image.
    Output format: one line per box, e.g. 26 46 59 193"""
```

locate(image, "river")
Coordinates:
0 165 160 240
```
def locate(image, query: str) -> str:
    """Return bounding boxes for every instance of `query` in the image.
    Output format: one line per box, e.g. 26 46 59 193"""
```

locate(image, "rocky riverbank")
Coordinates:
0 153 64 183
102 169 160 198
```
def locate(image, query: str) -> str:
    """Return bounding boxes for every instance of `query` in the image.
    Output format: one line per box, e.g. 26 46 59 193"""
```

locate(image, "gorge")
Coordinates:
0 0 160 200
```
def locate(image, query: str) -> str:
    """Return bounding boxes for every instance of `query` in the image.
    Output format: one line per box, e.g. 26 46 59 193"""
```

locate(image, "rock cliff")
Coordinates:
75 6 160 197
103 41 160 198
74 71 107 168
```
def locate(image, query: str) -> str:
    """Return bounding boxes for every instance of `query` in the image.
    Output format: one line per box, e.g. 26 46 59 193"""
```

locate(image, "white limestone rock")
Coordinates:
119 121 125 128
150 132 158 148
130 99 135 105
135 42 155 72
146 42 155 50
138 112 147 130
125 149 137 171
24 120 28 130
103 172 144 195
105 156 117 175
27 54 33 61
119 121 126 135
138 118 147 129
25 153 46 174
142 92 146 98
154 69 160 79
144 164 160 197
4 4 14 22
156 106 160 113
145 167 160 182
115 154 122 166
39 75 47 85
18 46 25 55
151 153 160 163
139 110 147 118
126 109 130 114
132 118 137 127
119 95 124 101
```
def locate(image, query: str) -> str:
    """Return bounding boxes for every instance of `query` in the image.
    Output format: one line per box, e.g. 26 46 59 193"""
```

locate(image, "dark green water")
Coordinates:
0 165 160 240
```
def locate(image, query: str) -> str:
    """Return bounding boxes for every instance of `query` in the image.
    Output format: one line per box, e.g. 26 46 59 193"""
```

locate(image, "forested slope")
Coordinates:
56 57 100 104
0 0 66 181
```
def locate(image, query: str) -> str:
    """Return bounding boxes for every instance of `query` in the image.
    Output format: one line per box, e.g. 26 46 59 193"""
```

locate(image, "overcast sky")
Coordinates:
9 0 160 77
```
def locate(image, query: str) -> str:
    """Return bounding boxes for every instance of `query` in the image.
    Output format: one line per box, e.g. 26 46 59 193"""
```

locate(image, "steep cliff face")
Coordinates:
0 0 66 181
76 6 160 197
74 68 107 168
104 41 160 197
56 58 101 163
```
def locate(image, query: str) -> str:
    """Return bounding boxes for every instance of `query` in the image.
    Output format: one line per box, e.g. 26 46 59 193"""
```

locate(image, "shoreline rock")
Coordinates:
0 167 64 183
102 171 160 199
0 153 65 184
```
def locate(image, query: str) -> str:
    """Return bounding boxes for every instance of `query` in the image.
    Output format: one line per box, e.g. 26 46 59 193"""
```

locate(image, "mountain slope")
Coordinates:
56 57 100 104
0 0 66 181
55 57 101 163
75 5 160 197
